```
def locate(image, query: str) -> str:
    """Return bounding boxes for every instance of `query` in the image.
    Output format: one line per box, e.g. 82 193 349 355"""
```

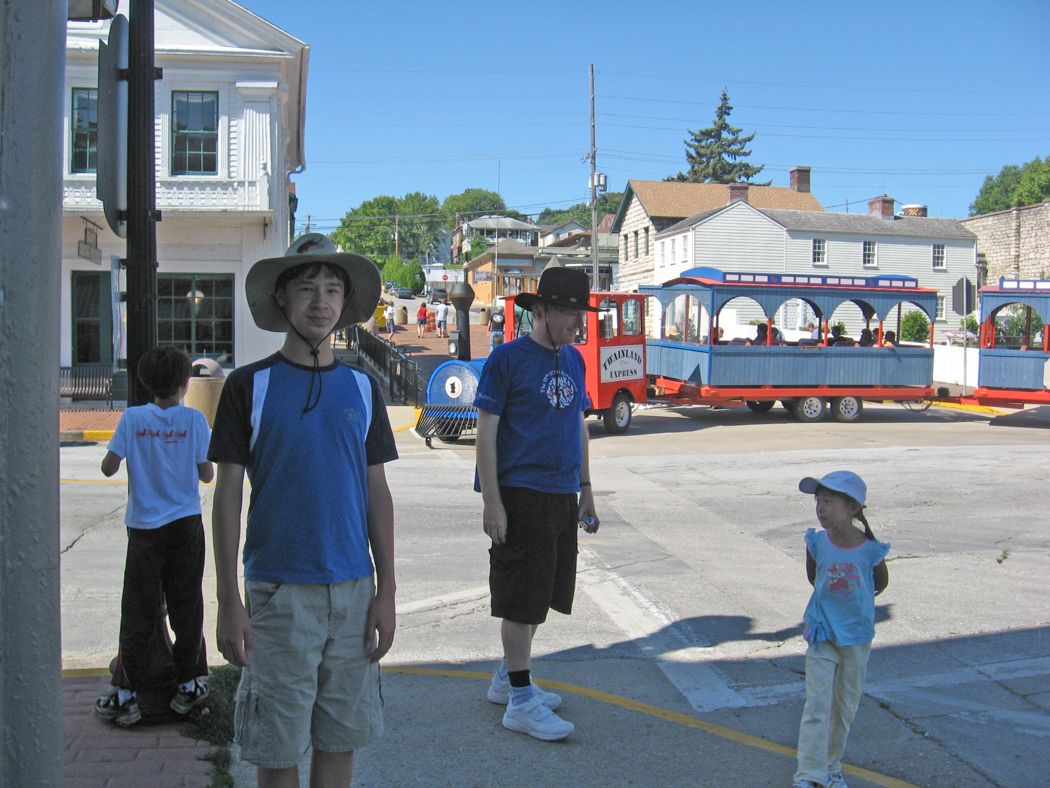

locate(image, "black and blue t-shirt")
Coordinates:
209 353 397 584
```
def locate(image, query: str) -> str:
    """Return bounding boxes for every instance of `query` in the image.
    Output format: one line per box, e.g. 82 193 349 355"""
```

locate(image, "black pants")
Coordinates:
119 514 207 690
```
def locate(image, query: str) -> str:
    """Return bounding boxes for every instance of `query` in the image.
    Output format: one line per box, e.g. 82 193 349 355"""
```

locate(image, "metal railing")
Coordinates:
348 325 423 405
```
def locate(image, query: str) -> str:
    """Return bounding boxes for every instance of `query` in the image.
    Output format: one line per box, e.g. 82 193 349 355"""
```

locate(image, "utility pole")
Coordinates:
125 0 160 405
0 4 65 785
588 64 599 287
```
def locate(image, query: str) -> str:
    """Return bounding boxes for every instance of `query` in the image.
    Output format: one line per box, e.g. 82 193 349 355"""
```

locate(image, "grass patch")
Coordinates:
180 664 241 788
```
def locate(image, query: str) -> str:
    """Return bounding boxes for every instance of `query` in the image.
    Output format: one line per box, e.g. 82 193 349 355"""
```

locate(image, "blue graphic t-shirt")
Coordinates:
474 334 591 494
802 528 890 646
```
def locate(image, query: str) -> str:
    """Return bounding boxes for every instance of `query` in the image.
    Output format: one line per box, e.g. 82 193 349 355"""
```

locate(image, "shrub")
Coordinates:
900 310 930 343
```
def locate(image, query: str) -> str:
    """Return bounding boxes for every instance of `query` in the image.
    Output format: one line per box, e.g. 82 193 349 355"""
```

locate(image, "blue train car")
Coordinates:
975 278 1050 405
639 267 940 422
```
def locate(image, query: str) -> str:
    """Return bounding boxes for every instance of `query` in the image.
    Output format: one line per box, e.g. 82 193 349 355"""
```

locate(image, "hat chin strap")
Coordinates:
273 293 330 416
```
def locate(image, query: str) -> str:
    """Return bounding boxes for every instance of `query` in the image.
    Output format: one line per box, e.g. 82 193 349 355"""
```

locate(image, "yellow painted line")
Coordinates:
63 667 112 677
930 401 1007 416
392 408 422 433
82 430 115 441
386 666 916 788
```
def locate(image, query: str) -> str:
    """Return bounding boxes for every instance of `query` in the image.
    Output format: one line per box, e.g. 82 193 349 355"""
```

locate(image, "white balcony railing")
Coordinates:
64 175 271 213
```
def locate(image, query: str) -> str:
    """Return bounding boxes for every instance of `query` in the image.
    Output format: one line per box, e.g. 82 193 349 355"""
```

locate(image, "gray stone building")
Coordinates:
961 200 1050 285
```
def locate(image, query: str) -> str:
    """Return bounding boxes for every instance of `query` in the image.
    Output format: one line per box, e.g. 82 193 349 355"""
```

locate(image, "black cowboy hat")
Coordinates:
515 267 598 313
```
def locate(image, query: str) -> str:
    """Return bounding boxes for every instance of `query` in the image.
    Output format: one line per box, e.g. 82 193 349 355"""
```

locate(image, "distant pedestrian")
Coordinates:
792 471 889 788
416 301 428 338
385 301 396 341
435 299 451 338
94 346 213 728
475 267 599 742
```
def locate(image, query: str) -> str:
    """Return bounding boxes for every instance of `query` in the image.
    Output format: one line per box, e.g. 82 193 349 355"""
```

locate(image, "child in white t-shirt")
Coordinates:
94 347 214 727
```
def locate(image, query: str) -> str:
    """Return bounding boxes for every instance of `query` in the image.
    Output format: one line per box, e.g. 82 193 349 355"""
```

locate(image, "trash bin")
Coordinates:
479 308 489 327
184 359 226 427
396 306 408 325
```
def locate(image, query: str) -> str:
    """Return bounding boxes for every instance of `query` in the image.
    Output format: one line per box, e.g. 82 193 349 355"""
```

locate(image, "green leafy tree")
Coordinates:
332 193 442 262
970 156 1050 215
667 89 769 185
382 254 406 285
900 310 930 343
536 192 624 227
441 188 507 229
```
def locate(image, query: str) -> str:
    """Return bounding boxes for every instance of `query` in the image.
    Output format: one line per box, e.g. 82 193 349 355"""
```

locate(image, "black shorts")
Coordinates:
489 485 578 625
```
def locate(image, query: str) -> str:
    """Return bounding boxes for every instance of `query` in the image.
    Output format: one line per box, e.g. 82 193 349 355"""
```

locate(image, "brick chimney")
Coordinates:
900 204 928 218
789 166 811 193
868 195 895 219
728 182 749 204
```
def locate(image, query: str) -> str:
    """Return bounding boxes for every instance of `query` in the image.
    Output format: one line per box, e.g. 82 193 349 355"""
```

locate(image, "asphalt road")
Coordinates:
59 401 1050 786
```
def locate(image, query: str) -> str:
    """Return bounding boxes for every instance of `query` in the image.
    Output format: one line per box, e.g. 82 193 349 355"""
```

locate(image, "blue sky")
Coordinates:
239 0 1049 233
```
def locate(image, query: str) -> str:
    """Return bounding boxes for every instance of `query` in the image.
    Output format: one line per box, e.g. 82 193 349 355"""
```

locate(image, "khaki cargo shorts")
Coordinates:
234 577 383 769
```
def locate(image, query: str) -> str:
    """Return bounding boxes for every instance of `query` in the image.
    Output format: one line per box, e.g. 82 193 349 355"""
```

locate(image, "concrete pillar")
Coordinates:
0 2 66 785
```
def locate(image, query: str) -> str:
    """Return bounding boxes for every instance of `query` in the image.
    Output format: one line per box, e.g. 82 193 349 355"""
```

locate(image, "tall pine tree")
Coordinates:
668 89 769 185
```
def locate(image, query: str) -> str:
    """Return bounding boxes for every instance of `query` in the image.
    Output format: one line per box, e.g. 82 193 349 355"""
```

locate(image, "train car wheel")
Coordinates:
746 400 775 413
602 393 633 434
795 396 827 423
831 396 863 423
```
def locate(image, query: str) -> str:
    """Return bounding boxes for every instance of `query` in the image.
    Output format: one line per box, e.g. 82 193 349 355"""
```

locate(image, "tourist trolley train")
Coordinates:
414 269 1048 441
973 277 1050 407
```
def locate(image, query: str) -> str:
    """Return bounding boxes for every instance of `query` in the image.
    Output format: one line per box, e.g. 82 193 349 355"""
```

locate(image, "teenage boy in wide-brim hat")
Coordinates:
474 266 600 742
209 233 398 786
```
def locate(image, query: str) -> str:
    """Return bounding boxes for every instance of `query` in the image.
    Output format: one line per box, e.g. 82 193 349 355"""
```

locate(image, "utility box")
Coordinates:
185 359 225 427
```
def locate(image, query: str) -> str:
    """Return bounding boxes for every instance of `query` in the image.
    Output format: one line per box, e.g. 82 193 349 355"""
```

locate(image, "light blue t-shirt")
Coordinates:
802 528 890 646
108 403 210 529
474 335 591 494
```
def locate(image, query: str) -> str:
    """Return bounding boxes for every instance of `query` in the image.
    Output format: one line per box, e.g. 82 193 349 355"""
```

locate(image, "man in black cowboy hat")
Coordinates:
474 266 600 742
208 234 397 785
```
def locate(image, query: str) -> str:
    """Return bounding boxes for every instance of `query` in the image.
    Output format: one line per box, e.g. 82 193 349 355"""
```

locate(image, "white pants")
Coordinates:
794 640 871 785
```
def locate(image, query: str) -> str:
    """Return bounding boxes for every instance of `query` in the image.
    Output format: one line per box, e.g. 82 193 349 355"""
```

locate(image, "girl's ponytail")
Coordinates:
856 507 875 540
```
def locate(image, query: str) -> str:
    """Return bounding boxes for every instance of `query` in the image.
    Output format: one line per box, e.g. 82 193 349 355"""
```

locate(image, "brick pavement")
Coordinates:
63 674 214 787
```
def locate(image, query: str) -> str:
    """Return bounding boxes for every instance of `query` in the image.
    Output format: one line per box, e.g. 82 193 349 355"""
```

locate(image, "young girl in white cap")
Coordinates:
792 471 889 788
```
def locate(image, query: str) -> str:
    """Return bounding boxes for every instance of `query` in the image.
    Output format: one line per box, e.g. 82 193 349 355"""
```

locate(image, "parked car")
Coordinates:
430 288 448 304
395 286 413 299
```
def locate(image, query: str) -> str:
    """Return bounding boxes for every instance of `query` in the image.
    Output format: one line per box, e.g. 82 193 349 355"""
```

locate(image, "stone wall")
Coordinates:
961 200 1050 282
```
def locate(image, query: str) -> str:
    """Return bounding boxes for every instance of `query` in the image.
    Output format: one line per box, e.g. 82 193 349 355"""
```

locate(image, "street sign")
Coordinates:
442 274 448 281
96 14 128 238
952 277 975 315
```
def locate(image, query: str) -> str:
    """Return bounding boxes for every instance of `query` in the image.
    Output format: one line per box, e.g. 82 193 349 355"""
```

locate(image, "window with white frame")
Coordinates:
621 234 628 262
862 240 877 267
71 88 98 173
812 238 826 265
936 295 946 321
680 234 688 261
643 227 650 256
932 243 946 270
633 231 639 259
171 90 218 175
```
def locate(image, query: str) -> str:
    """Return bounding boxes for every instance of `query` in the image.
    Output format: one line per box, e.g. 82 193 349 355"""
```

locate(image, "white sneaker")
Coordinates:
826 771 849 788
502 696 574 741
486 672 562 709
